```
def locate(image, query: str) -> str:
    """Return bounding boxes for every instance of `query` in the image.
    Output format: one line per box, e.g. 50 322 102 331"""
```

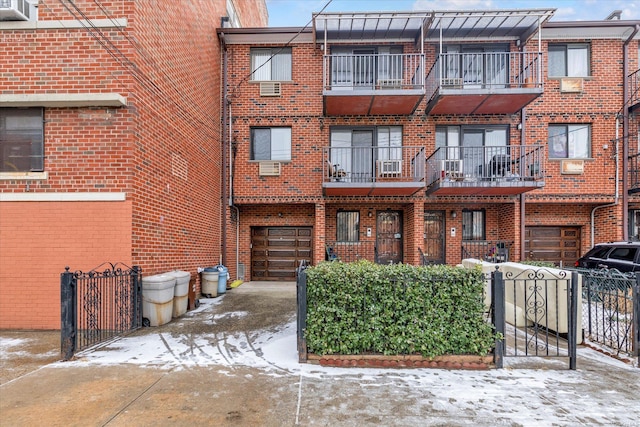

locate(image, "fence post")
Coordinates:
568 271 578 370
60 267 76 361
492 267 504 369
297 267 308 362
634 273 640 366
131 266 142 328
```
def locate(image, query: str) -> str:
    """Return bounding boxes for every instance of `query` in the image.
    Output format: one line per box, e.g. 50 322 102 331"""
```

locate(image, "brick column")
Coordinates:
314 201 326 265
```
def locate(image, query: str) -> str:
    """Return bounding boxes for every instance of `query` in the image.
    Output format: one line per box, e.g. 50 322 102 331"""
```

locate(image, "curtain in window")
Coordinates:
568 125 590 158
567 46 588 77
462 210 485 240
0 108 44 172
337 211 359 242
271 50 292 80
252 128 271 160
377 127 402 161
251 49 271 80
330 130 352 173
548 46 565 77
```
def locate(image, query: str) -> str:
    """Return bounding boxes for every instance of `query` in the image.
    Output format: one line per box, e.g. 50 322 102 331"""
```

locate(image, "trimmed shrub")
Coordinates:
304 260 498 358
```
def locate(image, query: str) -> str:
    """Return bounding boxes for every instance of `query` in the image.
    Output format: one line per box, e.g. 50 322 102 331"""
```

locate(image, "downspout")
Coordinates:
520 108 526 260
228 97 240 280
622 25 640 240
221 33 228 266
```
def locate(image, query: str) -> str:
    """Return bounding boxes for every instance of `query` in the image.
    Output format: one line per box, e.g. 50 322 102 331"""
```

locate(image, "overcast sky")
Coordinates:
266 0 640 27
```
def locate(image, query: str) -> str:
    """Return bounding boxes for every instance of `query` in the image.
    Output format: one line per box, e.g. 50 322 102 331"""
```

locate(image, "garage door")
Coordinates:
251 227 312 281
524 226 581 267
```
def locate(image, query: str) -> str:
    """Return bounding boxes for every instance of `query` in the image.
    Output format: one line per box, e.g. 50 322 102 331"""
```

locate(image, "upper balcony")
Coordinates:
323 146 426 196
425 145 545 196
322 52 425 116
425 51 543 115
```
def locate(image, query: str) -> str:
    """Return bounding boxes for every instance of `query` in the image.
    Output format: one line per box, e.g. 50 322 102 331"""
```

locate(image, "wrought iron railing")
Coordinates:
323 146 425 183
426 51 542 102
630 68 640 109
629 153 640 193
426 145 544 188
572 268 639 363
323 52 425 92
461 240 513 263
61 263 142 360
324 241 377 263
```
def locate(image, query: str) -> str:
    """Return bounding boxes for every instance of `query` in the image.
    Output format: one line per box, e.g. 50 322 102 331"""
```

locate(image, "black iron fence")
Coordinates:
492 268 579 370
61 263 142 360
574 268 639 364
461 240 513 263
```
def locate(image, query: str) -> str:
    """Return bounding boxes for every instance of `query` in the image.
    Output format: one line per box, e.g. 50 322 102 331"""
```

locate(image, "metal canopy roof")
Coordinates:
313 9 556 43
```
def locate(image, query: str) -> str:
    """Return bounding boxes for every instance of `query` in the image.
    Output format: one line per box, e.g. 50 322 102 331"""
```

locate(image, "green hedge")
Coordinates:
304 261 498 358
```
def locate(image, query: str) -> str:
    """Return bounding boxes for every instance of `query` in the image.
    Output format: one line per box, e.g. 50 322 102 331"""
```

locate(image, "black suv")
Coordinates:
575 241 640 273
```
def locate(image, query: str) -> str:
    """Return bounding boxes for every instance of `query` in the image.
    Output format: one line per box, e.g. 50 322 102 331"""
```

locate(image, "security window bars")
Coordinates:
250 127 291 161
337 211 359 242
548 124 591 159
0 108 44 173
462 210 485 241
250 47 292 81
548 44 590 77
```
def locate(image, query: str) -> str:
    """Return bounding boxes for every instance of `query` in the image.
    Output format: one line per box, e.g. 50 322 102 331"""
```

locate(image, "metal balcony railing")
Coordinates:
426 51 543 101
461 240 513 263
630 69 640 111
425 145 545 188
323 53 425 92
323 146 425 183
629 153 640 193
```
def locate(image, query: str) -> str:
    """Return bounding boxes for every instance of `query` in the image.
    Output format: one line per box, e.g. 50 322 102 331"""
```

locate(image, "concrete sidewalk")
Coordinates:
1 281 639 426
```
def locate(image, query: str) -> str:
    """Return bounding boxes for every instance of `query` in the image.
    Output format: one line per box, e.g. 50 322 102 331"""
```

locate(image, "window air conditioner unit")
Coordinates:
560 78 583 93
441 78 463 88
0 0 31 21
377 160 402 177
439 159 463 179
259 161 281 176
259 81 281 97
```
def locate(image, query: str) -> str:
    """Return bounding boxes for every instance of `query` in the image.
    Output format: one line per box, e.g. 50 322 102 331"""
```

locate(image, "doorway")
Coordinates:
423 211 445 264
376 211 403 264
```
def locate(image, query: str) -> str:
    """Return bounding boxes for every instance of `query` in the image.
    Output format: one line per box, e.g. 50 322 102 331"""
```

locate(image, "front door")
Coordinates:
423 211 445 264
376 211 402 264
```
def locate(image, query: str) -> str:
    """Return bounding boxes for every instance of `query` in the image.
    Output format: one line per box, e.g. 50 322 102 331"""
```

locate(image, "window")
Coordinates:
0 108 44 173
548 124 591 159
250 48 292 81
337 211 359 242
462 210 485 241
250 127 291 161
224 0 240 28
330 46 403 89
609 247 637 262
436 125 508 175
548 44 590 77
442 44 509 87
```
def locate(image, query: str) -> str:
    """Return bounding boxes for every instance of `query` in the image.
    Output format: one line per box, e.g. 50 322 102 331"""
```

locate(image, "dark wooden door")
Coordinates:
423 211 445 264
251 227 312 281
376 211 402 264
524 226 580 267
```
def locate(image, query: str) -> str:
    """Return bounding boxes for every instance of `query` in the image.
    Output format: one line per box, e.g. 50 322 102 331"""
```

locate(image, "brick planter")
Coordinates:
308 354 494 370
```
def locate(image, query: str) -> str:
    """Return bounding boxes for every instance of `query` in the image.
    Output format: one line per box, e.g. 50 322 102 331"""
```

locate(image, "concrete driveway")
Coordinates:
1 281 639 426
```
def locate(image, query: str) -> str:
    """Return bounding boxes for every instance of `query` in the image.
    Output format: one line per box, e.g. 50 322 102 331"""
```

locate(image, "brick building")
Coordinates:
2 3 640 330
0 0 268 329
220 9 640 281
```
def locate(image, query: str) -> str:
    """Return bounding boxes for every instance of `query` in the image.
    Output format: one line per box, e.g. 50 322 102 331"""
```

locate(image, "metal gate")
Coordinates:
61 263 142 360
492 268 579 369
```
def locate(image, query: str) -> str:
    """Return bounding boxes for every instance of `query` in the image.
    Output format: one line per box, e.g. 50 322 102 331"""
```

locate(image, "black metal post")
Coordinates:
634 273 640 366
492 268 505 369
60 267 76 361
568 271 578 370
297 267 308 362
132 266 142 328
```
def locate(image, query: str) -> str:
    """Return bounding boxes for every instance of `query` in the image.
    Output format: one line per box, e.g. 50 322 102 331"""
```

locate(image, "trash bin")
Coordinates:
142 274 176 326
201 267 219 298
167 270 190 317
216 265 229 295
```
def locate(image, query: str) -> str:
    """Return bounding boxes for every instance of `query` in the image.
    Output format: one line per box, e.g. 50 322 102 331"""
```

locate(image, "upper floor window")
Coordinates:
250 127 291 161
436 125 509 176
330 46 403 89
442 44 509 87
224 0 240 28
548 124 591 159
250 48 292 81
548 44 590 77
336 211 359 242
462 209 485 241
0 108 44 173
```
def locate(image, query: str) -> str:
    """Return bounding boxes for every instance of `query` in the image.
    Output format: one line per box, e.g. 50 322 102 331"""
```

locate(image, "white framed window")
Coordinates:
1 108 44 173
250 127 291 161
548 124 591 159
337 211 359 242
225 0 240 28
250 48 292 81
548 44 590 77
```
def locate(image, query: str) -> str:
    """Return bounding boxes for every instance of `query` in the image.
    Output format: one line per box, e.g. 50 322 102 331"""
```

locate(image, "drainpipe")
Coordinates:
228 95 240 280
520 107 526 261
221 33 228 267
622 25 640 240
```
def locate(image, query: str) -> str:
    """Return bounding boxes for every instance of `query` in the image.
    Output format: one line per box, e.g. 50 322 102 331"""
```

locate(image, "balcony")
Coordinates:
322 53 425 116
323 146 426 196
425 52 543 115
425 145 545 196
